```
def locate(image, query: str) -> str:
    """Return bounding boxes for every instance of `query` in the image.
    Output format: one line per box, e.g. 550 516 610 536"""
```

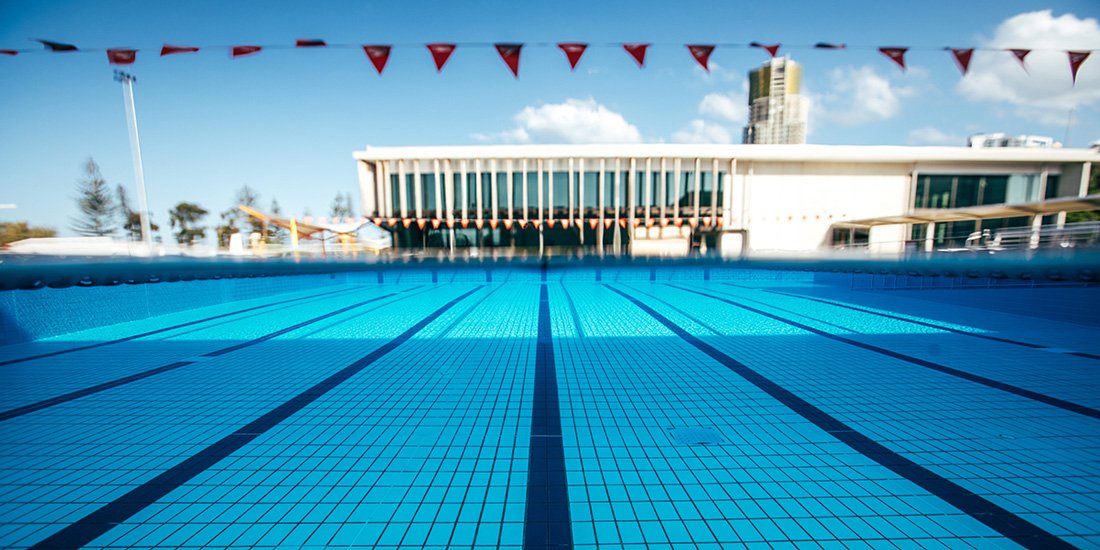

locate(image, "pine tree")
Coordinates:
71 159 117 236
116 185 158 241
168 202 208 245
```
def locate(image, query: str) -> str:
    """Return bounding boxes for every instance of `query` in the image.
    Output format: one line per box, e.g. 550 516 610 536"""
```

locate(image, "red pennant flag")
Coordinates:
0 50 17 56
623 43 649 67
37 39 77 52
445 220 454 229
362 45 391 74
475 220 484 229
161 44 199 56
1068 51 1090 85
879 47 908 72
296 39 326 48
106 48 137 65
750 42 781 57
532 220 541 228
546 219 556 228
387 218 398 227
560 219 569 229
589 219 599 230
461 219 470 228
814 42 847 49
427 43 456 72
495 43 522 78
503 219 514 230
416 219 427 230
948 48 973 76
558 42 587 70
489 220 499 230
687 44 715 71
431 219 442 229
702 216 711 227
231 45 262 58
372 217 382 225
1009 49 1030 69
401 219 412 228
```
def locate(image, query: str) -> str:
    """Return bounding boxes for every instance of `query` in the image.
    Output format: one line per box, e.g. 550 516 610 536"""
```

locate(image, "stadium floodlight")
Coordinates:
114 70 153 253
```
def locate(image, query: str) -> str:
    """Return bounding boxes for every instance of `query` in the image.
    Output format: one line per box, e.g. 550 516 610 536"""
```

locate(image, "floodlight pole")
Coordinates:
114 70 153 253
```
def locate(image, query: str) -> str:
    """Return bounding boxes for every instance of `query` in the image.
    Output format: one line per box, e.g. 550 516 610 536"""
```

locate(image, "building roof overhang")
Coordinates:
833 194 1100 228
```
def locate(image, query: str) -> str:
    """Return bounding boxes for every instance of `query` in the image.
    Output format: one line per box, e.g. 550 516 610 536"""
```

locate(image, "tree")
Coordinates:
168 202 208 245
215 207 239 247
330 191 355 221
1 221 57 246
116 185 159 241
71 159 117 236
267 197 284 243
1066 164 1100 223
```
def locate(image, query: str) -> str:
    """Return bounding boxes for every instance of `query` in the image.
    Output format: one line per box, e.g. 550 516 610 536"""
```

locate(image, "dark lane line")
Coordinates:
0 285 360 367
0 286 423 422
606 285 1070 549
30 285 483 550
523 284 573 550
670 284 1100 421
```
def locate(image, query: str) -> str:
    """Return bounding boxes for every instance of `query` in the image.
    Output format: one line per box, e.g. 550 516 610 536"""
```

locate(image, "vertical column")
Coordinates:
673 158 682 222
433 159 444 220
597 159 606 246
460 160 469 222
537 158 545 224
356 160 378 217
567 158 575 223
1029 215 1043 249
628 158 637 235
379 161 392 218
578 158 585 230
413 161 423 219
522 159 530 222
490 159 499 222
398 160 408 219
475 159 484 221
659 158 667 223
507 160 515 221
547 158 555 224
924 222 936 253
710 158 719 222
614 158 622 225
692 157 702 227
644 158 652 224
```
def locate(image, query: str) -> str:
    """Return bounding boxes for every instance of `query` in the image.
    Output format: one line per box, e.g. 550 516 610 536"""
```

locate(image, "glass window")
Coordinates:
552 172 568 208
914 176 929 208
421 174 436 212
981 176 1008 205
956 176 980 207
1045 174 1061 199
1006 174 1039 204
927 176 952 209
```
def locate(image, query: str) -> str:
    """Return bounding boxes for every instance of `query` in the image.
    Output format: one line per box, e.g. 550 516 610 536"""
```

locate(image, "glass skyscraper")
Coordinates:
743 56 809 144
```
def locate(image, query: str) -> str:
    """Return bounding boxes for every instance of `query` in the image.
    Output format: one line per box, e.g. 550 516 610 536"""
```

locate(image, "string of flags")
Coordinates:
356 216 729 231
2 39 1093 84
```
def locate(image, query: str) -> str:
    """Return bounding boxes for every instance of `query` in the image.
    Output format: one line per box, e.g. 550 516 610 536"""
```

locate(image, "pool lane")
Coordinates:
619 282 1100 546
0 284 484 549
0 285 430 412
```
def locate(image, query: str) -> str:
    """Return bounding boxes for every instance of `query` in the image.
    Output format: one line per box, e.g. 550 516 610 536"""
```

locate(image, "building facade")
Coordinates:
743 57 809 145
352 144 1098 255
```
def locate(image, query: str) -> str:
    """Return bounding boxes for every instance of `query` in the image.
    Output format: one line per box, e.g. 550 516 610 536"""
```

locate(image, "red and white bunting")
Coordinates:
495 43 522 78
296 39 326 48
687 44 715 71
427 43 455 72
623 43 649 67
948 48 973 76
231 45 262 58
1068 50 1091 85
107 48 136 65
878 47 907 72
363 45 391 74
1009 48 1031 70
161 44 199 56
558 42 587 70
750 42 781 57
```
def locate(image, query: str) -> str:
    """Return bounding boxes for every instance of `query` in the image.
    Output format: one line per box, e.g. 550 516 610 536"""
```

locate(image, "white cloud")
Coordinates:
477 98 642 144
907 126 965 146
958 10 1100 118
699 89 748 124
671 119 733 144
815 66 915 126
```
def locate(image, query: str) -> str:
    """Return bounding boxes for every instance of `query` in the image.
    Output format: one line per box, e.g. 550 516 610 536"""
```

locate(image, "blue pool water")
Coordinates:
1 264 1099 549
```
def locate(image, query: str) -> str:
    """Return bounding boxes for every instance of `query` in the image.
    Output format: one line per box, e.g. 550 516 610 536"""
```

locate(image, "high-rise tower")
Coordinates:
743 56 809 144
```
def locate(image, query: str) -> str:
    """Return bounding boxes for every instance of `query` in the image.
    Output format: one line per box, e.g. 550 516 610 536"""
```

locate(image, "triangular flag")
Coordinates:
1009 49 1030 69
749 42 780 57
372 217 382 225
1068 51 1091 85
547 219 556 228
618 219 627 228
503 219 514 230
646 219 655 227
296 39 326 48
231 45 262 58
532 220 541 228
660 218 670 227
687 44 715 71
716 217 724 227
387 218 398 227
427 43 456 72
688 219 697 228
475 220 484 229
161 44 199 56
106 49 137 65
37 40 77 52
461 219 470 229
674 218 684 227
623 43 649 67
0 50 17 56
363 45 391 74
632 219 641 227
604 219 614 229
495 43 522 78
702 216 711 227
575 218 583 228
558 43 587 70
948 48 973 76
431 219 441 229
401 219 412 228
445 220 454 229
814 42 846 49
878 47 907 72
489 220 499 230
560 219 569 229
589 219 599 229
416 219 427 230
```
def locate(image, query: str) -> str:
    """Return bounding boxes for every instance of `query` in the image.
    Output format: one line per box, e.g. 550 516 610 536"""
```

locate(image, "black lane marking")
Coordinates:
523 284 573 550
30 285 483 550
735 283 1056 351
559 282 586 339
672 284 1100 421
0 286 358 367
0 287 422 423
606 285 1071 549
435 285 501 337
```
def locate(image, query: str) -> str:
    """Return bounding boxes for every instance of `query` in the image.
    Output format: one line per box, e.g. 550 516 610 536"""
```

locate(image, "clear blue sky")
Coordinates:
1 0 1098 235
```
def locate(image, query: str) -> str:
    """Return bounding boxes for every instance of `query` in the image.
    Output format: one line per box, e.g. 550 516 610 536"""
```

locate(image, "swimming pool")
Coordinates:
1 259 1098 549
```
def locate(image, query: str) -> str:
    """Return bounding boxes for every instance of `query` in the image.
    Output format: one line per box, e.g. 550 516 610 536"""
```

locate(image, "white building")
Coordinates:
352 144 1099 256
969 133 1059 148
743 57 809 145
